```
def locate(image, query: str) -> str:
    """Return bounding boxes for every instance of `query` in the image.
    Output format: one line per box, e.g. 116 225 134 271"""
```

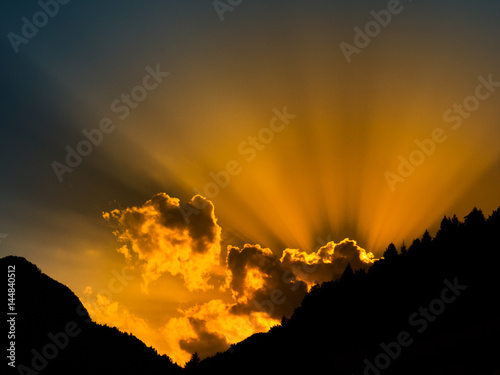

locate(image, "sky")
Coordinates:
1 0 500 365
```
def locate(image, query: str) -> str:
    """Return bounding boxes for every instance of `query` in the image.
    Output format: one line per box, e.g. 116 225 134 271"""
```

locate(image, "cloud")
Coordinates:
161 240 376 363
179 318 229 360
103 193 222 292
81 287 172 356
225 244 308 319
100 193 378 364
162 299 278 364
280 238 375 287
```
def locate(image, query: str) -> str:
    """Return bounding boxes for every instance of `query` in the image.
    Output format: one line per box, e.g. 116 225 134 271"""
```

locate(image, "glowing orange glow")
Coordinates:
162 300 279 365
243 268 266 297
105 50 500 257
80 288 173 357
281 238 376 288
103 194 222 293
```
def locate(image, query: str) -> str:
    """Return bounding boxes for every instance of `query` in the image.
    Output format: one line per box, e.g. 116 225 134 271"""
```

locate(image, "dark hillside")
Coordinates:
1 256 181 375
194 207 500 374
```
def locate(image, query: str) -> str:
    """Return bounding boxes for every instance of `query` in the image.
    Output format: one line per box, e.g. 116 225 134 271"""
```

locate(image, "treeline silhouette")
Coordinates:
190 206 500 374
1 256 181 375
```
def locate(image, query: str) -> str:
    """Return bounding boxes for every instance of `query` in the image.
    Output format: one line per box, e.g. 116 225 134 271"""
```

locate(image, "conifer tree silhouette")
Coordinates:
185 352 200 370
400 240 408 255
340 262 354 283
383 243 398 260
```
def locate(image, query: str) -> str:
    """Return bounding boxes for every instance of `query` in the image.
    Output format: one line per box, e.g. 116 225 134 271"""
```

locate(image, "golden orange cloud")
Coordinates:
281 238 375 288
103 193 222 292
224 244 309 319
97 193 378 365
161 299 279 364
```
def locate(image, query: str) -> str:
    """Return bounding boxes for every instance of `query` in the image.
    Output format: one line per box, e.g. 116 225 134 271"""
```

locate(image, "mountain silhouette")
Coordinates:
1 256 181 375
3 206 500 374
191 207 500 374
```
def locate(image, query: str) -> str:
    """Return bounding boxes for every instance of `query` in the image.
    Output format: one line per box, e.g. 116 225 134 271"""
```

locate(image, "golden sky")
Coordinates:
1 0 500 366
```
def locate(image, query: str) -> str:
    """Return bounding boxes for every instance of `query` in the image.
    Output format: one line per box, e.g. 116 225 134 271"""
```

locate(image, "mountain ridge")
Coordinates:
3 206 500 374
1 255 181 375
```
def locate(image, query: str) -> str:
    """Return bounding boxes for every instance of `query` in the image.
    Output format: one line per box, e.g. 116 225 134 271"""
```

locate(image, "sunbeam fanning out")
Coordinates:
120 70 500 255
2 0 500 369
